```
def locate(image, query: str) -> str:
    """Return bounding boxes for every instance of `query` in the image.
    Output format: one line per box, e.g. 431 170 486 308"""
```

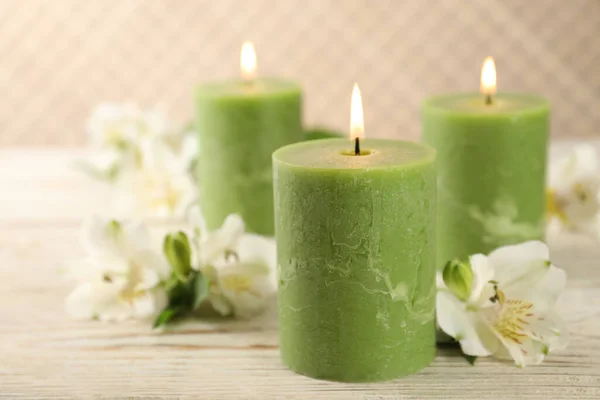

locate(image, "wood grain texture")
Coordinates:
0 147 599 399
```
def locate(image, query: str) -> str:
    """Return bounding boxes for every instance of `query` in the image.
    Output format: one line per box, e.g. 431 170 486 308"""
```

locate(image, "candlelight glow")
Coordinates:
350 84 364 141
480 56 497 95
241 41 257 81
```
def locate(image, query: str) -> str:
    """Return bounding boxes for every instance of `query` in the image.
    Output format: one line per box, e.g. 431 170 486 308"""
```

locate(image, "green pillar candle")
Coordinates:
194 78 303 235
273 138 437 382
422 92 549 269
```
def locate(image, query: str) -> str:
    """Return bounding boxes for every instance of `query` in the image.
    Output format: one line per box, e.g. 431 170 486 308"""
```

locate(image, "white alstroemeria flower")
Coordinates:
437 241 568 367
160 128 198 170
548 144 600 237
187 207 277 318
66 217 170 321
86 103 171 149
113 138 196 218
74 148 123 182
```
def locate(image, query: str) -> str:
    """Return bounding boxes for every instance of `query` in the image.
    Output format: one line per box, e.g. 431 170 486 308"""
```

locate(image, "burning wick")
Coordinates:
481 56 496 106
350 84 364 155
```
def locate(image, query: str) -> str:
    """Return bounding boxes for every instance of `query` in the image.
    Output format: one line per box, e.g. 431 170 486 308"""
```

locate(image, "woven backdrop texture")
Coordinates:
0 0 598 146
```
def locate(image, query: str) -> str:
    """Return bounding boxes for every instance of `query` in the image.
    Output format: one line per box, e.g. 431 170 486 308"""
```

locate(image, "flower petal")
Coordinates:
65 283 95 319
219 214 245 243
436 291 467 339
200 214 245 265
227 290 270 319
236 235 276 272
121 220 151 254
153 288 169 314
526 310 569 351
495 336 546 367
460 314 500 357
133 249 171 282
213 259 275 319
188 205 208 238
131 291 165 318
81 216 117 256
64 257 108 282
436 291 498 356
436 272 446 289
519 265 567 314
135 267 161 291
66 281 125 321
489 241 550 294
209 294 233 316
179 134 199 169
468 254 494 303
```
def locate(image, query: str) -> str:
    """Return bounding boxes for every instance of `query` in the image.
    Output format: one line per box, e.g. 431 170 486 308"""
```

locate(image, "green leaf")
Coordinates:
153 308 178 329
192 271 210 310
167 279 194 308
462 354 477 366
163 274 180 292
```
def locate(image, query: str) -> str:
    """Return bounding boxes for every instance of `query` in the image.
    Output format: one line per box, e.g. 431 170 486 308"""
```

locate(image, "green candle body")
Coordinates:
273 139 437 382
421 93 549 268
195 79 303 235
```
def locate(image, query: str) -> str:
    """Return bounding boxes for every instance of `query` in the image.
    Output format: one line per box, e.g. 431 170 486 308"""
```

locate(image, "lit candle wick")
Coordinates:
480 56 496 106
350 83 364 155
241 41 257 82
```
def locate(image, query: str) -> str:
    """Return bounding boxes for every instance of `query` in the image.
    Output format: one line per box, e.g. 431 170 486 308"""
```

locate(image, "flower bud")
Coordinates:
442 259 473 301
164 231 192 280
106 219 122 239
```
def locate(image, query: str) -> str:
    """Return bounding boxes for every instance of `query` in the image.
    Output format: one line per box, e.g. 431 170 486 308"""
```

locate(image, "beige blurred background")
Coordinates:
0 0 598 146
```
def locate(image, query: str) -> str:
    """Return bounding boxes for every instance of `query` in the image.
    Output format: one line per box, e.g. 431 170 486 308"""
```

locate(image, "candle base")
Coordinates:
280 325 436 382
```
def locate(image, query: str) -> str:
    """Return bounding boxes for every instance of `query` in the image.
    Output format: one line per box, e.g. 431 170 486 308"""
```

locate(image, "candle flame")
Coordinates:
241 41 257 81
350 84 364 141
480 56 497 95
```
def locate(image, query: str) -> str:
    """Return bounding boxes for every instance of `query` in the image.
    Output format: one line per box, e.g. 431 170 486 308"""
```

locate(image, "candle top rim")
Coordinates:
196 78 301 99
273 138 435 171
423 92 549 116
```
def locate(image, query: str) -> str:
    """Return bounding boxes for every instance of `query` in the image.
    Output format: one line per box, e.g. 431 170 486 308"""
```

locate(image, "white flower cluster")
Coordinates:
78 103 198 218
547 144 600 238
66 209 276 323
187 207 277 319
437 241 568 367
66 217 170 321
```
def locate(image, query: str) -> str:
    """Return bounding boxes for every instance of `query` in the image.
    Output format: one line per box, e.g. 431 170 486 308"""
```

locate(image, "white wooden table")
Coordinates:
0 147 599 400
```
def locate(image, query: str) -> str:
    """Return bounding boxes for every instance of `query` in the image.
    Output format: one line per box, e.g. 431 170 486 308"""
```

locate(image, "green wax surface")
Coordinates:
273 139 437 382
422 93 549 269
195 78 303 235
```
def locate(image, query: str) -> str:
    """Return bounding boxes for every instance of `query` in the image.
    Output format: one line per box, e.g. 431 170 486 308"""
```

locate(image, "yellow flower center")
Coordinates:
104 129 124 145
143 175 182 214
492 291 534 345
118 262 146 304
151 186 181 212
546 189 568 223
221 275 254 293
